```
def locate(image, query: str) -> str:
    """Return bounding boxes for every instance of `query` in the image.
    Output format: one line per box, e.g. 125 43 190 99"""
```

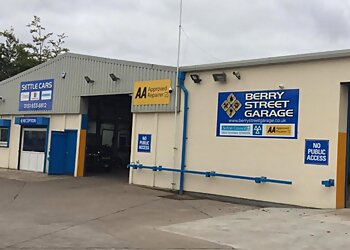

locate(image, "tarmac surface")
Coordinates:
0 168 349 250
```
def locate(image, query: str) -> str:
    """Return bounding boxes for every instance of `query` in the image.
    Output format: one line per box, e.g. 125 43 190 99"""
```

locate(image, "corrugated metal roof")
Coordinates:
0 53 177 115
180 49 350 72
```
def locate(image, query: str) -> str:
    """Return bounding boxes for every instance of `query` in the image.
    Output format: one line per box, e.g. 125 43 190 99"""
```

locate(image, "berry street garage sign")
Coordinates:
216 89 299 139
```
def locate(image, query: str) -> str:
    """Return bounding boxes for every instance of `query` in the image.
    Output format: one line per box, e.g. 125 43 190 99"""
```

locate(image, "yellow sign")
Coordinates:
133 79 171 106
265 125 292 136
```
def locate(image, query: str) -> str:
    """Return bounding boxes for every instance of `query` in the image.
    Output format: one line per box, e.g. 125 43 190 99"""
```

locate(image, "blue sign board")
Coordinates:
138 134 151 153
15 117 50 126
304 139 329 165
0 119 11 128
216 89 299 139
19 117 37 125
19 79 54 111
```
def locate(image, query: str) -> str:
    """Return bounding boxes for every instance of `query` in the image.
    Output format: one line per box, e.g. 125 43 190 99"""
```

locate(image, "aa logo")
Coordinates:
266 125 291 136
267 126 276 134
135 87 147 99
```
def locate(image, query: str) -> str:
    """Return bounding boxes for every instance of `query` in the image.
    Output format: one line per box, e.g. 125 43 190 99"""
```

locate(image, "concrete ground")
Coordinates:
0 169 253 250
162 207 350 250
1 169 350 250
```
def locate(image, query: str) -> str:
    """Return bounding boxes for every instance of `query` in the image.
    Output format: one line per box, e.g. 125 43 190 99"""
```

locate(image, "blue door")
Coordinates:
49 130 77 175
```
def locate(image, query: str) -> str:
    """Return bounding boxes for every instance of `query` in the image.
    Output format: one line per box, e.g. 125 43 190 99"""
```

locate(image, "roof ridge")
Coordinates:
180 49 350 72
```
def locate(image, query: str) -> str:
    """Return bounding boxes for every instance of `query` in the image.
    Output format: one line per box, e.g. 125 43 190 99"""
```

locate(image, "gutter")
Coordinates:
178 71 188 195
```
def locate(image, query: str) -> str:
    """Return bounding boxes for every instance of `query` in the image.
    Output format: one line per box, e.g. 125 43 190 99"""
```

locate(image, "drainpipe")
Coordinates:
178 71 188 195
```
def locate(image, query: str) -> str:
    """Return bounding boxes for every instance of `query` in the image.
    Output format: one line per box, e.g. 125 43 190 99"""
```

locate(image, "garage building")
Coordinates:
0 53 176 178
2 50 350 209
130 50 350 209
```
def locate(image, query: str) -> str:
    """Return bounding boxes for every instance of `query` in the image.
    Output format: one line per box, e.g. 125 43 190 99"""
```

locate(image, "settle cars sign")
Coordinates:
216 89 299 139
19 79 54 111
133 79 171 106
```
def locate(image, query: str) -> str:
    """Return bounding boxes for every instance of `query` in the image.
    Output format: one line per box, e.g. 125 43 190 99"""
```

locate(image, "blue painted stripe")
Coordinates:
43 120 50 173
81 114 88 130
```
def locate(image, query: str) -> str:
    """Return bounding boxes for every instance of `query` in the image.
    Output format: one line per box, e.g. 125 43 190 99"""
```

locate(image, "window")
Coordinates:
23 130 46 152
118 131 130 147
0 128 9 147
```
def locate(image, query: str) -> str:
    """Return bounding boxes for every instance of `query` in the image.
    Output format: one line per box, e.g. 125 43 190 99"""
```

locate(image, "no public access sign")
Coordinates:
137 134 152 153
304 139 329 165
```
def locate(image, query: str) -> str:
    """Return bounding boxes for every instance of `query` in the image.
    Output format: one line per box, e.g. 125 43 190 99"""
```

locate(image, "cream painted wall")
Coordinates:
0 116 11 169
130 112 183 190
338 84 348 133
131 58 350 208
0 114 81 175
0 148 9 168
8 117 20 169
0 116 21 170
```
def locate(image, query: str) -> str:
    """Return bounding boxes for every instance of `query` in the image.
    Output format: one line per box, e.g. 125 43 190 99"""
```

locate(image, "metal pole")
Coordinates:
172 0 183 189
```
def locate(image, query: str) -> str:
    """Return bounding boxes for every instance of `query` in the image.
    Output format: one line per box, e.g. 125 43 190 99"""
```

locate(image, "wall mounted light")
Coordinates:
109 73 120 82
84 76 95 84
278 84 285 89
61 72 66 79
0 96 4 103
190 74 202 84
213 73 226 82
233 71 241 80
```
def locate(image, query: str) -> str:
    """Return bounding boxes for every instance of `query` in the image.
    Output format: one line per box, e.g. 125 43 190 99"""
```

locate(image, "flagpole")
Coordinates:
173 0 183 190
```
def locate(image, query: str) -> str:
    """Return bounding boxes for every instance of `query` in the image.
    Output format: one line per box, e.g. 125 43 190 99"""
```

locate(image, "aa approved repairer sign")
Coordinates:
216 89 299 139
133 79 171 106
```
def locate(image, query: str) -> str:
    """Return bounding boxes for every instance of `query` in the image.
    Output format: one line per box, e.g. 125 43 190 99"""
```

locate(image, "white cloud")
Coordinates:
1 0 350 66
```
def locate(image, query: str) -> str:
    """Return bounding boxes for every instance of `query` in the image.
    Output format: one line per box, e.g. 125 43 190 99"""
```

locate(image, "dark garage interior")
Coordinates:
85 94 132 179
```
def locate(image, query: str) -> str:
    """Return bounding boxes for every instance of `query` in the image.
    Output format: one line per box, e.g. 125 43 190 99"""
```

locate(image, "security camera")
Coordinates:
168 87 173 93
233 71 241 80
